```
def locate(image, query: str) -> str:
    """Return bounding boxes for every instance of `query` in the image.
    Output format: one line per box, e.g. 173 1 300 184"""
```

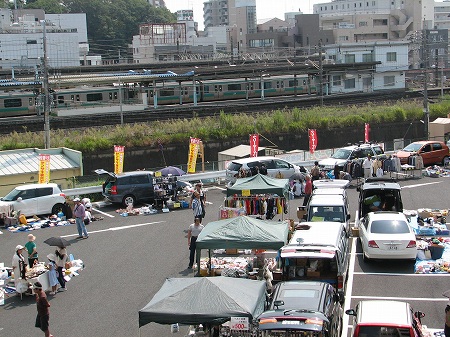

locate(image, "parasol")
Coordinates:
43 237 71 248
156 166 186 176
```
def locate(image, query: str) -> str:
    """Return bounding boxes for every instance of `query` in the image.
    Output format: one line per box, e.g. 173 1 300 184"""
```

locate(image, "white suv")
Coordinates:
0 183 66 217
319 143 385 170
225 156 302 184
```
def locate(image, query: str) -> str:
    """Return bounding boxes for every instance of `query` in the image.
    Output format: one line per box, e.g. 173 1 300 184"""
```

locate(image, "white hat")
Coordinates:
27 233 36 241
73 197 80 202
15 245 24 250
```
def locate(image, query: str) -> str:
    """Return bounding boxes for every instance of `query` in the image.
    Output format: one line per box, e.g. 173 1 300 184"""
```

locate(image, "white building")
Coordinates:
325 41 409 93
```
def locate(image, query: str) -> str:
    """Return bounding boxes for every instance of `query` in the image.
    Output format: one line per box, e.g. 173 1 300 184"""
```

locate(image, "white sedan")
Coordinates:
359 211 417 261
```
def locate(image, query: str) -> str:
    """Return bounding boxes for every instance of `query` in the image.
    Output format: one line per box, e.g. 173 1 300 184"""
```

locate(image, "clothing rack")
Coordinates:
224 194 288 220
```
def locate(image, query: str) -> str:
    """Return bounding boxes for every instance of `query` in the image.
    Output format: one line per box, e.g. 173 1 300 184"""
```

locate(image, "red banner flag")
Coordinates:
309 129 318 154
249 134 259 157
364 123 370 143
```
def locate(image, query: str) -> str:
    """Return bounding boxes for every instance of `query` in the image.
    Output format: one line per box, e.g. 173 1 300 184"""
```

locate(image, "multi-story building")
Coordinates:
203 0 256 54
313 0 435 42
325 41 409 93
0 8 82 69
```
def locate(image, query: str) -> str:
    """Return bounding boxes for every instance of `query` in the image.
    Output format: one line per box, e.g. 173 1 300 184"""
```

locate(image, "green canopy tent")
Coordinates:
195 216 289 273
226 174 289 197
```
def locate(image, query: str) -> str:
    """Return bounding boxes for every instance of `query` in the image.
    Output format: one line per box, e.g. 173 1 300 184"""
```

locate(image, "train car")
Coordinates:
0 74 319 117
142 74 316 106
0 90 37 117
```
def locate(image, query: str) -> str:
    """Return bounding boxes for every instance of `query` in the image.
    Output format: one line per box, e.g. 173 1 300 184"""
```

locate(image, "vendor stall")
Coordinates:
195 216 289 277
226 174 289 220
138 277 266 336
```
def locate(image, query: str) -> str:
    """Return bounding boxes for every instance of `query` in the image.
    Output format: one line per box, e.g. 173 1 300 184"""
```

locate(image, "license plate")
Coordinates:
282 321 299 325
388 246 398 250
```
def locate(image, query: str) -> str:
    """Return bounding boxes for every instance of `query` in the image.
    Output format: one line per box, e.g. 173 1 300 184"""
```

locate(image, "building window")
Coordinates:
339 36 349 41
386 52 397 62
332 75 342 86
344 78 356 89
363 53 373 62
345 54 356 63
359 21 368 27
384 76 395 86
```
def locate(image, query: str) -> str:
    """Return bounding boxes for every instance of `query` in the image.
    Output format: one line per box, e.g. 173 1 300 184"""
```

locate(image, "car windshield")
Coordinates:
358 326 402 337
403 143 422 152
370 220 410 234
227 162 242 171
2 188 20 201
331 149 352 159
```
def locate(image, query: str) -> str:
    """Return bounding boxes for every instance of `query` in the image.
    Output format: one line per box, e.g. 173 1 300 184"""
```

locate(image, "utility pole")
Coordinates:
422 28 429 140
319 39 324 107
41 20 50 149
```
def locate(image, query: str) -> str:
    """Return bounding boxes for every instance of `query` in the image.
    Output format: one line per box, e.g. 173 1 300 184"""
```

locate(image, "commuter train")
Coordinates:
0 74 317 117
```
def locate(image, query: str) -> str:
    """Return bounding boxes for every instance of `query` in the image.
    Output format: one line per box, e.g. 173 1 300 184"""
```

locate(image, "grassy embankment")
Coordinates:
1 99 449 153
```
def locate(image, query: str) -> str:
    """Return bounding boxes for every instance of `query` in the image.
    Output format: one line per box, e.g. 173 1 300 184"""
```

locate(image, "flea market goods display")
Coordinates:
5 213 103 233
2 256 84 301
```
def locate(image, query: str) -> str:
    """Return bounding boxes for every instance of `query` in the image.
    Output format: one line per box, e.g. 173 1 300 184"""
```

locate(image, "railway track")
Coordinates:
0 89 431 135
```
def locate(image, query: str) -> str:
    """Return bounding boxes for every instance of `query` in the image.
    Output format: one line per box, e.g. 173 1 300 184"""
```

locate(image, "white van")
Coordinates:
279 222 349 302
225 156 302 184
305 179 351 234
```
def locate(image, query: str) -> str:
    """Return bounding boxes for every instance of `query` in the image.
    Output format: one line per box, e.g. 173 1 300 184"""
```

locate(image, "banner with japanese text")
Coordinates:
249 134 259 157
38 154 51 184
309 129 318 154
364 123 370 143
187 137 201 173
114 145 125 174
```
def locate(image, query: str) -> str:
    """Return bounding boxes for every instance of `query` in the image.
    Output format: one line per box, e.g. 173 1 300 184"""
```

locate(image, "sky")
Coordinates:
164 0 322 30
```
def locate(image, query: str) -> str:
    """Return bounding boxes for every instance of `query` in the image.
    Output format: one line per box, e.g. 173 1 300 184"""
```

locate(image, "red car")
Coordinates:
396 140 449 166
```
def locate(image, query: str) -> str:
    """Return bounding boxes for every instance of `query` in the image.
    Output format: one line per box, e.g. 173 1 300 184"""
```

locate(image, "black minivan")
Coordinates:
95 169 155 206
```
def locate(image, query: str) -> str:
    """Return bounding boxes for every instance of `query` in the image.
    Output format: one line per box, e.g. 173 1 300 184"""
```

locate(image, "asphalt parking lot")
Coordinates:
0 176 449 337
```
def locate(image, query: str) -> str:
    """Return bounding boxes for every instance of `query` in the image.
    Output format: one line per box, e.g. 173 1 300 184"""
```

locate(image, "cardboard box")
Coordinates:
296 259 307 267
351 227 359 237
297 206 307 220
272 271 283 281
307 270 321 277
226 249 238 255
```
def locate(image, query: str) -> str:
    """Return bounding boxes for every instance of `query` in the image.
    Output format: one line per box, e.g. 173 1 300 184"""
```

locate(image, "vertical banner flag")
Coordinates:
309 129 318 154
114 145 125 174
364 123 370 143
249 134 259 157
187 137 201 173
38 154 51 184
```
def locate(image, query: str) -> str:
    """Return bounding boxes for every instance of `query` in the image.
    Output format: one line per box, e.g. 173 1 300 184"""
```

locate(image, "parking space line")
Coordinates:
351 295 447 302
92 208 115 218
402 181 442 189
61 221 165 238
342 237 358 337
353 271 450 277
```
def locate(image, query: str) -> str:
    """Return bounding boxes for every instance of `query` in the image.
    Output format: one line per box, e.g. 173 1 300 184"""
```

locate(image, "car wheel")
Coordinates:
51 203 65 216
123 195 136 207
362 251 370 263
443 156 449 167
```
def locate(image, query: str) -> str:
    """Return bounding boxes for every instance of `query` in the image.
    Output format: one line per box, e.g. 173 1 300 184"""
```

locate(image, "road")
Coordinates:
0 175 449 337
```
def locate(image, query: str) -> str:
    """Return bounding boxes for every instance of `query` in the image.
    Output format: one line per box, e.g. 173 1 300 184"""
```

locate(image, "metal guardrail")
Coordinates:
61 170 228 197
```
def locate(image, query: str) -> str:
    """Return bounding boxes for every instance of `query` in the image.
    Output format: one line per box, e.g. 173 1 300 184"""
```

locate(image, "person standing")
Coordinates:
293 180 303 198
311 161 320 181
302 175 312 206
33 282 53 337
187 218 204 269
73 197 88 239
333 164 341 180
445 301 450 337
190 192 204 223
46 254 58 296
192 183 206 222
25 233 39 267
363 154 373 179
11 245 26 291
55 246 68 292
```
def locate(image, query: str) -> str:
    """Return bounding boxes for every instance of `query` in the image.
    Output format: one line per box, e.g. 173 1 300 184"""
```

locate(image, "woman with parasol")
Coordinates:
44 237 70 292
